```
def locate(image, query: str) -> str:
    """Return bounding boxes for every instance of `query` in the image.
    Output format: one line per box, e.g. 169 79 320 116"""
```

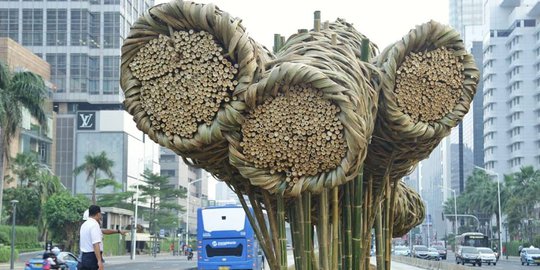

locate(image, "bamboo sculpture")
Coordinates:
120 1 479 269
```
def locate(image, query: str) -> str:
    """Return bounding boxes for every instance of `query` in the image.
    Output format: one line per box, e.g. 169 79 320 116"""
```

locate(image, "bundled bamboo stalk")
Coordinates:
229 20 380 197
365 20 479 186
121 0 273 172
391 181 425 237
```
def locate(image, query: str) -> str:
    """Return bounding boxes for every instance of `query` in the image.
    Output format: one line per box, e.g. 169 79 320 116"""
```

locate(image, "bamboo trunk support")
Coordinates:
318 189 330 270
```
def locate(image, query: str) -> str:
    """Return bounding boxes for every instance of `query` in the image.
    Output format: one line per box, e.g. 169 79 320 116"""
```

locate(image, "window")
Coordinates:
104 0 119 4
160 155 176 162
0 9 19 42
524 19 536 27
22 9 43 46
70 54 88 93
89 12 100 48
103 56 120 94
161 170 176 177
89 56 100 94
71 9 88 46
510 126 522 137
46 54 67 93
103 12 120 48
47 9 68 46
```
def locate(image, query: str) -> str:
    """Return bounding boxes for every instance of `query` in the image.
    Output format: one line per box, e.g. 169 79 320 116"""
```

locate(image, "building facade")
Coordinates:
0 0 157 196
159 147 209 238
483 0 540 174
0 37 55 183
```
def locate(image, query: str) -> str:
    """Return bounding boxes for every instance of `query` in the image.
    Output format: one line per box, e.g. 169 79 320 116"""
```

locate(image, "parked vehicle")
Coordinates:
393 246 410 256
520 246 540 266
427 247 440 261
455 246 482 266
24 252 79 270
477 247 497 266
432 245 447 260
412 245 429 259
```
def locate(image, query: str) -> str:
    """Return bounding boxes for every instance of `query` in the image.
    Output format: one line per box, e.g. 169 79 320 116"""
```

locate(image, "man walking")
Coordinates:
80 205 125 270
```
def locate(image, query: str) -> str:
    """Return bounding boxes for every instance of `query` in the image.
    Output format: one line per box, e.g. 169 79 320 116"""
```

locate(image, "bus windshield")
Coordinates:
457 233 489 248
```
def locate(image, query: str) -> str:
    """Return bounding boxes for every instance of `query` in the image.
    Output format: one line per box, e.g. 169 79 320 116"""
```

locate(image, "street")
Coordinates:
105 254 196 270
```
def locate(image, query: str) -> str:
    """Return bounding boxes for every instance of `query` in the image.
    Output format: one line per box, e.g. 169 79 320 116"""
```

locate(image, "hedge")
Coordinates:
0 246 19 263
103 234 127 257
0 225 39 249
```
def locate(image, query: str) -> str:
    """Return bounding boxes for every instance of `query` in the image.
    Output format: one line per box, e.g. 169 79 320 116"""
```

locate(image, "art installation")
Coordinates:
120 1 479 269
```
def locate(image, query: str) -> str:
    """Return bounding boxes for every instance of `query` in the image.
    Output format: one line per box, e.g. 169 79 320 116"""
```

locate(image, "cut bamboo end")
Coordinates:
241 84 347 182
394 47 465 123
133 30 238 139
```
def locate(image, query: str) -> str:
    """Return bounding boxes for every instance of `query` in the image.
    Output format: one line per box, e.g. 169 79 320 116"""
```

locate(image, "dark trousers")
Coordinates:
80 252 102 270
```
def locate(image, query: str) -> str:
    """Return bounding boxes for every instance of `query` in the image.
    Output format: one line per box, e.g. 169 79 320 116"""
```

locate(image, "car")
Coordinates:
432 245 447 260
24 252 80 270
477 247 497 266
412 245 429 259
393 246 410 256
520 247 540 266
455 246 482 266
427 247 441 260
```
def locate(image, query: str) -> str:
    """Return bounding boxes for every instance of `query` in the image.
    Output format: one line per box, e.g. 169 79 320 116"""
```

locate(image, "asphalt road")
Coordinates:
415 251 535 270
105 255 196 270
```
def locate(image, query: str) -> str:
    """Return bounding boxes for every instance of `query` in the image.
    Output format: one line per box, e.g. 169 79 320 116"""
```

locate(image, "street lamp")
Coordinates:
439 186 458 248
131 184 139 260
474 166 502 259
10 200 18 270
185 178 204 246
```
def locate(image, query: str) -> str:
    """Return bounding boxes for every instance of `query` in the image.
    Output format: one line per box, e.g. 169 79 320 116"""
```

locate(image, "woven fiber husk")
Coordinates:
121 0 272 169
364 20 479 182
392 181 425 237
229 21 380 197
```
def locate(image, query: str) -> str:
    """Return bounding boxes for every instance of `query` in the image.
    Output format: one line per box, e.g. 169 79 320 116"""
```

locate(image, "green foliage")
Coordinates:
73 151 115 204
139 169 186 231
43 192 89 251
2 187 40 226
0 225 39 248
0 246 18 263
6 152 41 187
0 231 8 244
102 234 127 256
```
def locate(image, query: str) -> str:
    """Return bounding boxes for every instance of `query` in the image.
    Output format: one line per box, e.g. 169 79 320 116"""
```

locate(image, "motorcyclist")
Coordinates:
186 245 193 260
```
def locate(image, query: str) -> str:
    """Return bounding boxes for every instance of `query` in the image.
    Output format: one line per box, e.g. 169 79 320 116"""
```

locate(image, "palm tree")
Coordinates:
0 60 48 221
6 152 42 187
35 171 64 240
73 151 115 204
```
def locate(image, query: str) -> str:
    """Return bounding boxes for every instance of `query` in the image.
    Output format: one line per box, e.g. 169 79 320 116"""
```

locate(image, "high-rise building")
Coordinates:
0 0 157 194
160 147 209 237
482 0 540 174
0 37 55 181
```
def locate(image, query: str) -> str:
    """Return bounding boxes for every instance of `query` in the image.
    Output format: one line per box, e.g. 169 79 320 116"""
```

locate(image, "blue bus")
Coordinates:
197 205 263 270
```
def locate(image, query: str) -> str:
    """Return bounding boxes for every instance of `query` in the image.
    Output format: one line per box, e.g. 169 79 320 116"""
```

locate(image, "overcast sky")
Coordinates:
154 0 449 50
151 0 449 199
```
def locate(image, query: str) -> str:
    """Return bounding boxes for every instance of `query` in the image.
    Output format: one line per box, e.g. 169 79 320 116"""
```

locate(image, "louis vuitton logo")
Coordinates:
77 112 96 130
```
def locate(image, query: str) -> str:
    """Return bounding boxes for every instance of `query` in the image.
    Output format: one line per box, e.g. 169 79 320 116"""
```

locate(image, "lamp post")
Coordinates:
474 166 503 259
10 200 18 270
440 186 458 249
185 178 204 246
131 184 139 260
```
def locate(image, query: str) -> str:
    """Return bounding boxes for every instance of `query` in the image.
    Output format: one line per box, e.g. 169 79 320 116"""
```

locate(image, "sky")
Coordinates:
152 0 450 200
154 0 449 50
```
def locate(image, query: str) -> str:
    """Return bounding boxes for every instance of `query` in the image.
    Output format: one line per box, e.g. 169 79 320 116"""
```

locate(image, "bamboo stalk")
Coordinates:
385 177 400 270
318 189 330 270
296 196 306 269
375 204 384 270
277 193 288 270
383 178 391 270
263 190 281 266
352 172 364 270
247 188 276 266
332 187 339 269
342 183 352 269
234 189 278 269
289 207 302 270
303 193 313 270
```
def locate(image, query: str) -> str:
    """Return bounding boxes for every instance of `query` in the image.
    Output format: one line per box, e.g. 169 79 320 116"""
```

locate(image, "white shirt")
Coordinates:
80 218 103 252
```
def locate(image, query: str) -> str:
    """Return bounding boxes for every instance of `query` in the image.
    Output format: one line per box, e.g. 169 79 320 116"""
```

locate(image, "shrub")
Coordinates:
0 246 18 263
0 232 9 245
0 225 39 249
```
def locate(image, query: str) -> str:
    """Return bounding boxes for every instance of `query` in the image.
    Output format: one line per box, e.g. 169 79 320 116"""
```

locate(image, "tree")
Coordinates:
5 152 41 187
43 192 89 251
0 60 48 221
503 166 540 241
97 179 136 210
35 171 64 240
138 169 186 233
73 151 115 204
2 187 40 225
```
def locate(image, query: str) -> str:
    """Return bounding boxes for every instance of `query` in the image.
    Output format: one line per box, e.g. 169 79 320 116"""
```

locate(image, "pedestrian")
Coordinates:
79 205 125 270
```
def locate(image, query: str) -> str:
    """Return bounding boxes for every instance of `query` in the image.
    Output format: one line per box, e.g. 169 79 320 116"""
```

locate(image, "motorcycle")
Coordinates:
187 251 194 261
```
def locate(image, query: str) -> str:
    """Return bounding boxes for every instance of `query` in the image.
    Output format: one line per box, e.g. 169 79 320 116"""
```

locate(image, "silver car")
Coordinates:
393 246 410 256
477 247 497 266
